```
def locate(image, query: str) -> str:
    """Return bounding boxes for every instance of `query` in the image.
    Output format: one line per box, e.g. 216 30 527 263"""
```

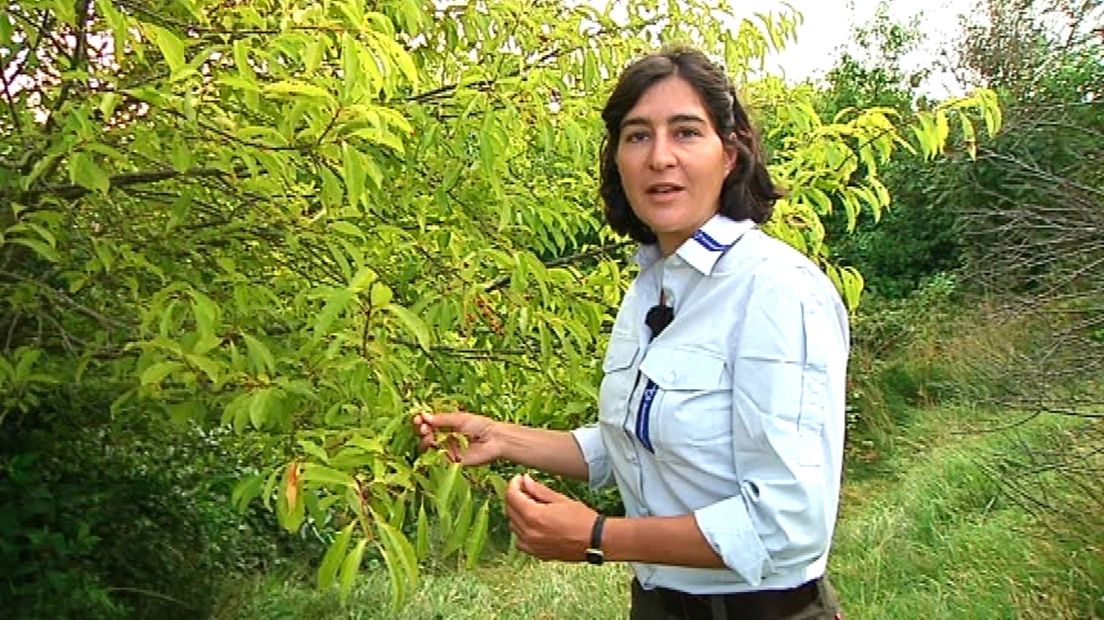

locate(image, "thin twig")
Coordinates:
105 587 204 612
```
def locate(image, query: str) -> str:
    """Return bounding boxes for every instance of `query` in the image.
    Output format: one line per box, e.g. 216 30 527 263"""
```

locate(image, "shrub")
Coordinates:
0 411 313 619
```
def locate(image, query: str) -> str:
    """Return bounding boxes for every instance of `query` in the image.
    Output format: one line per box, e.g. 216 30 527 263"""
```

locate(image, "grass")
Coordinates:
832 405 1102 619
213 556 631 619
215 406 1103 619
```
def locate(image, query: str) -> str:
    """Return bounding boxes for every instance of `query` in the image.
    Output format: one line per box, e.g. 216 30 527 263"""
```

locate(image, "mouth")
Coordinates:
646 183 685 195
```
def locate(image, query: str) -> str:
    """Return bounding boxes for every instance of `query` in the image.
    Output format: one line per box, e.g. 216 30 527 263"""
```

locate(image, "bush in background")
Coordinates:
0 408 312 619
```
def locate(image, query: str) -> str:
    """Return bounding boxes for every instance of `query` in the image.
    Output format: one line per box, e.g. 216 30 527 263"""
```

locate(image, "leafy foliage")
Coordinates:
0 417 300 619
0 0 1000 609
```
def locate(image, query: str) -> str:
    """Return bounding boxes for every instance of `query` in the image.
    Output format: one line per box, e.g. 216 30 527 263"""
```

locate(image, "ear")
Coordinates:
724 134 739 174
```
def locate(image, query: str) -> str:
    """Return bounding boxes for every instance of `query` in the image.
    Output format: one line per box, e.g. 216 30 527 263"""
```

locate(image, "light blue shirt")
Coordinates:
571 214 849 594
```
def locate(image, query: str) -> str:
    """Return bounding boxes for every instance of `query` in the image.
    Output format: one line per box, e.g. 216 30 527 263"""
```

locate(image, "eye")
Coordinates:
675 126 703 139
623 130 650 144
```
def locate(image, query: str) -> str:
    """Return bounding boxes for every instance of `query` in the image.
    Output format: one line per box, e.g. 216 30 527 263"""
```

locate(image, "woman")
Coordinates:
413 48 848 620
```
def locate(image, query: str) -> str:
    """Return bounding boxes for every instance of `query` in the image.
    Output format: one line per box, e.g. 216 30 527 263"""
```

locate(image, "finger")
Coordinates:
521 474 566 504
504 500 526 528
505 476 537 516
506 474 533 505
425 412 468 429
417 424 436 442
507 473 523 494
506 510 521 535
515 538 532 556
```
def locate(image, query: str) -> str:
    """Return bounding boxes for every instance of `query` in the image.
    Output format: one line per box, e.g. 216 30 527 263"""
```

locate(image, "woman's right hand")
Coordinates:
411 412 501 466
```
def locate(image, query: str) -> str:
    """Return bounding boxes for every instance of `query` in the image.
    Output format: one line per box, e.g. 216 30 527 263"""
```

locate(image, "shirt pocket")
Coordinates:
638 347 733 456
598 335 639 426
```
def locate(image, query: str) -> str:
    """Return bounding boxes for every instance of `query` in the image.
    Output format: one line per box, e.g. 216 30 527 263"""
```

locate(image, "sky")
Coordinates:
732 0 974 98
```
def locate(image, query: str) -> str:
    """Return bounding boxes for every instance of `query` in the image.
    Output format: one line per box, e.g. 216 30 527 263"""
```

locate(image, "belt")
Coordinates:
638 578 820 619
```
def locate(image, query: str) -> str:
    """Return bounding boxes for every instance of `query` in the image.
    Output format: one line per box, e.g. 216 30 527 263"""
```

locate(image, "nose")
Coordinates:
647 134 677 170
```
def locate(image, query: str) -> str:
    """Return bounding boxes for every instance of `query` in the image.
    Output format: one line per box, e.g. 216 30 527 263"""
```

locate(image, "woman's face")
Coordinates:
615 76 736 255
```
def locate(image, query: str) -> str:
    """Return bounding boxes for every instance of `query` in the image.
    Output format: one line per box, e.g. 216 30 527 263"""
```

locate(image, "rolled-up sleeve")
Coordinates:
693 266 847 585
571 424 613 489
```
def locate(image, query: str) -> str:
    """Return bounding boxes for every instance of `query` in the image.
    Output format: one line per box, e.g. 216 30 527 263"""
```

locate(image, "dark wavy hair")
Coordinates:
599 48 781 244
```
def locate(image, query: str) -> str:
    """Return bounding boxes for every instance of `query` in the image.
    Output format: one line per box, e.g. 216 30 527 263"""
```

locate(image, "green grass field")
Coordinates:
214 406 1103 619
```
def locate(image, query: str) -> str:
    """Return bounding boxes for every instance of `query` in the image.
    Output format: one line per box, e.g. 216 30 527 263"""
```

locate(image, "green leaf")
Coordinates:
190 290 220 337
415 502 430 561
330 220 364 238
342 144 365 208
261 466 280 511
8 238 60 262
314 288 355 337
392 48 419 88
959 113 977 159
92 239 114 272
0 12 14 46
23 152 63 188
242 333 276 375
375 518 419 606
13 347 42 380
338 538 369 603
348 266 377 292
319 523 354 590
341 34 363 97
171 140 192 173
221 392 250 428
377 533 405 608
144 24 186 75
320 166 343 210
193 332 221 356
298 438 331 463
140 361 183 386
383 303 431 351
463 499 490 569
68 152 110 194
50 0 77 26
264 80 334 102
370 282 393 307
231 474 264 513
185 353 221 384
934 111 950 147
442 483 473 558
300 464 356 488
249 388 274 429
434 462 461 525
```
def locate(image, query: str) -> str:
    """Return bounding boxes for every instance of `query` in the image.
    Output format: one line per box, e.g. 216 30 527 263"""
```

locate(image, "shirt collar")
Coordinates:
633 214 755 275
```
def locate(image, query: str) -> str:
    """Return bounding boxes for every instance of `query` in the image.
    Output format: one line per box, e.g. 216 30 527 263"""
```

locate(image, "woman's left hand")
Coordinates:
505 473 597 562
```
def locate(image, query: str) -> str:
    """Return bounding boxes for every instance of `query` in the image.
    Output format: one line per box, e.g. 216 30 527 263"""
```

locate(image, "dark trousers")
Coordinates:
629 577 841 620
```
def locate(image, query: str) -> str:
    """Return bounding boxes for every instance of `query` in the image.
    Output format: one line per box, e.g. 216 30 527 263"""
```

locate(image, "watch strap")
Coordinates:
585 514 606 565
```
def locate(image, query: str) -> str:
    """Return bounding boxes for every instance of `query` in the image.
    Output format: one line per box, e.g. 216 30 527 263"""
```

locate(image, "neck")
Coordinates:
657 233 687 256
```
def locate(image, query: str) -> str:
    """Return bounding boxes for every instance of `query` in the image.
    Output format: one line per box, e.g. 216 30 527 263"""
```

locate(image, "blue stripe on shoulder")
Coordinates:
692 230 732 252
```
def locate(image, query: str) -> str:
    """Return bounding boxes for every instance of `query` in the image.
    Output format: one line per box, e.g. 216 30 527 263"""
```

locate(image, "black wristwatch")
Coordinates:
585 514 606 565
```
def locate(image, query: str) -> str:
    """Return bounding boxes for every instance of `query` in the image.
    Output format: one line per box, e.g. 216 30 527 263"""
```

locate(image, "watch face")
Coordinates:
585 549 604 565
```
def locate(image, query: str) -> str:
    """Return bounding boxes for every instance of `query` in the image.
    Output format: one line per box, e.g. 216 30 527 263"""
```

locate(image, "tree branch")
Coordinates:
14 166 240 202
484 241 632 293
42 0 93 133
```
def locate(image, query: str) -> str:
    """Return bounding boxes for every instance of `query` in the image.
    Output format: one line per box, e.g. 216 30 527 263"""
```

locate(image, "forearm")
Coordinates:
602 514 725 568
495 422 589 481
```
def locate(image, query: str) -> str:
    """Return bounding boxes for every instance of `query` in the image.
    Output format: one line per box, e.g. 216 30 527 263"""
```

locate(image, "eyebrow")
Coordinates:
620 113 709 129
